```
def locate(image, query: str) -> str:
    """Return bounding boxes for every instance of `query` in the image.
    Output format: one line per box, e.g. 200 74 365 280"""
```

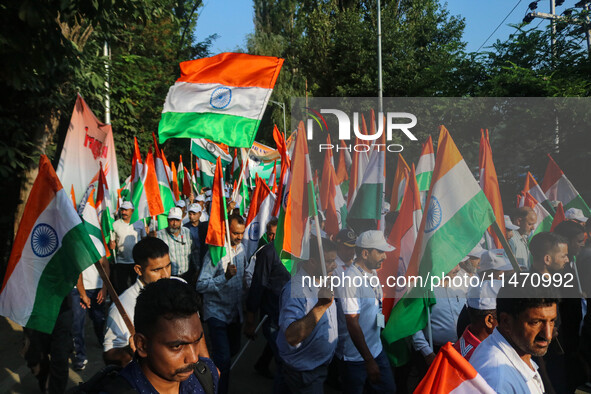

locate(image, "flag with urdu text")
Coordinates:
205 157 228 265
414 343 495 394
542 154 591 217
0 156 101 333
478 130 506 249
382 126 495 352
159 52 284 147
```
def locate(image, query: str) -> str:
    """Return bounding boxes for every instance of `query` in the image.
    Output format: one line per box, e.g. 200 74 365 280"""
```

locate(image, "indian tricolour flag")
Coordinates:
415 343 495 394
131 148 165 223
415 136 434 205
199 158 215 189
191 138 232 165
0 156 101 333
159 53 284 147
479 130 506 249
96 163 114 252
523 171 554 215
320 134 347 237
390 154 410 211
206 157 228 265
519 191 553 236
243 175 276 259
382 126 495 349
542 154 591 217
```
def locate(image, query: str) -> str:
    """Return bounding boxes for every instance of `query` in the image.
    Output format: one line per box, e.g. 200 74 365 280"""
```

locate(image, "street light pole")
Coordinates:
269 100 287 139
377 0 384 114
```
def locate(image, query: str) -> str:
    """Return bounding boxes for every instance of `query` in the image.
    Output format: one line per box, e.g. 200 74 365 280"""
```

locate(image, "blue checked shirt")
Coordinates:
156 227 192 276
196 244 246 324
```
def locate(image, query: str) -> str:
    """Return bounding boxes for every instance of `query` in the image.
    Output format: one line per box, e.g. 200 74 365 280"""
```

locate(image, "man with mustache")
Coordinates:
470 282 558 394
336 230 396 394
116 278 219 393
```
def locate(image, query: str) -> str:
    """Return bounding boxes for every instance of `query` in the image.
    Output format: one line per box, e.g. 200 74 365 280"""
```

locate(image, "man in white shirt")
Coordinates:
470 282 559 394
509 207 537 270
336 230 396 394
103 237 172 366
109 201 147 294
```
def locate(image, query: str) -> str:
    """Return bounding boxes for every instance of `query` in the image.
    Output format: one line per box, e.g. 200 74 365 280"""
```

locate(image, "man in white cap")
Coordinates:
453 281 500 361
156 207 192 278
565 207 588 226
336 230 396 393
458 244 484 277
477 249 515 280
109 201 147 294
175 199 189 225
504 215 520 241
195 194 209 222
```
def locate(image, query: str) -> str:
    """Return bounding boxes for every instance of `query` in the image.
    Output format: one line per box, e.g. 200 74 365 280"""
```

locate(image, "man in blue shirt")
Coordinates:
277 237 338 393
183 203 202 286
196 213 247 394
118 278 219 393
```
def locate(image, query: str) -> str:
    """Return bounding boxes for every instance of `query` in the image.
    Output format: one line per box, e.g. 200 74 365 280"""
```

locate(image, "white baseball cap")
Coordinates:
188 203 202 214
467 280 501 310
565 208 588 223
120 201 134 210
168 207 183 220
355 230 395 252
461 244 485 263
477 249 513 273
195 194 206 202
504 215 520 230
176 200 186 208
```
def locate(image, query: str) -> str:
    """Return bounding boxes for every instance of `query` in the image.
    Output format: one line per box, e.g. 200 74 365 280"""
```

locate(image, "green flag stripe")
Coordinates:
348 183 383 220
415 172 432 192
159 112 260 148
565 195 591 217
27 224 101 332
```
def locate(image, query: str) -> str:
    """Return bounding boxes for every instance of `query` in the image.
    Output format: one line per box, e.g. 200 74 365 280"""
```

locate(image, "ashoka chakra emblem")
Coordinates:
248 221 260 240
425 196 442 233
210 87 232 109
31 223 58 257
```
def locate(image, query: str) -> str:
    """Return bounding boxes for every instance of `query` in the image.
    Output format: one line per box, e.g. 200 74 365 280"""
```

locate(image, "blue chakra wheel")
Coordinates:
249 221 260 240
210 87 232 109
425 196 442 233
31 223 58 257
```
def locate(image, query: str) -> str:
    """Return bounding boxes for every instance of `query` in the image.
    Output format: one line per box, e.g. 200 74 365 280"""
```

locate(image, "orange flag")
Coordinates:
478 129 506 248
171 162 180 201
205 157 228 265
390 154 410 211
551 202 565 231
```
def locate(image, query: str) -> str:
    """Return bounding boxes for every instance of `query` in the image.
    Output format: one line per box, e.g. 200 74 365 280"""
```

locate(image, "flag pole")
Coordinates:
491 221 521 273
426 295 433 350
94 258 135 335
231 147 253 202
222 170 234 262
230 315 268 370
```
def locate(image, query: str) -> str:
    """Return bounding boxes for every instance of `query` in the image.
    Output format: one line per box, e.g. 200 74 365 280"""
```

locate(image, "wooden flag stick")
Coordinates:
491 221 521 273
94 259 135 335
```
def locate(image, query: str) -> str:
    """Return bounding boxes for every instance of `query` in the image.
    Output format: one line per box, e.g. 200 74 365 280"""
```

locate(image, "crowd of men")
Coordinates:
19 183 591 394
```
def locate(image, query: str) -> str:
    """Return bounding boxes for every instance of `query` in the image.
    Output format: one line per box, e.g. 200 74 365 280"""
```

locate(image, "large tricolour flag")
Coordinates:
414 343 495 394
159 53 284 147
243 174 276 259
130 147 165 223
541 155 591 217
382 126 495 349
0 156 101 333
57 94 119 209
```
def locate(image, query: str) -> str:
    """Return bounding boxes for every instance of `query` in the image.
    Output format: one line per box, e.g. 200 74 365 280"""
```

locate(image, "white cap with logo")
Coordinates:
477 249 513 273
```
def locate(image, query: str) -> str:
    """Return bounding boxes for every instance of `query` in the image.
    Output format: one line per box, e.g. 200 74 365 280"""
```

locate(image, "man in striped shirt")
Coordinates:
157 207 192 278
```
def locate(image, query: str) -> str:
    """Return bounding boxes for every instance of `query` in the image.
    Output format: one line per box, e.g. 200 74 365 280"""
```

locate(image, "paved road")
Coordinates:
0 315 280 393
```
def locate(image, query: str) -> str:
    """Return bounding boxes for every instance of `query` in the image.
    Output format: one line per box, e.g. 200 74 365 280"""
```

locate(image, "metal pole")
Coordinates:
586 4 591 58
103 41 111 124
282 102 287 140
230 315 268 370
377 0 384 114
550 0 557 61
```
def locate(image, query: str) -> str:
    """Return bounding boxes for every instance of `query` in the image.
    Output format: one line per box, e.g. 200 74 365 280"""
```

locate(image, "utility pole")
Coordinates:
377 0 383 114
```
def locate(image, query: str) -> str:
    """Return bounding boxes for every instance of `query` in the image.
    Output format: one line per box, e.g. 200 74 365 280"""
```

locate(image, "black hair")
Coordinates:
529 231 568 261
496 281 558 319
553 220 585 241
228 213 245 226
266 218 279 232
134 278 201 337
309 236 337 261
132 237 169 269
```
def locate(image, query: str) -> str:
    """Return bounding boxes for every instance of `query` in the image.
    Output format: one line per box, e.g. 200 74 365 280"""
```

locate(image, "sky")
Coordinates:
194 0 571 54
